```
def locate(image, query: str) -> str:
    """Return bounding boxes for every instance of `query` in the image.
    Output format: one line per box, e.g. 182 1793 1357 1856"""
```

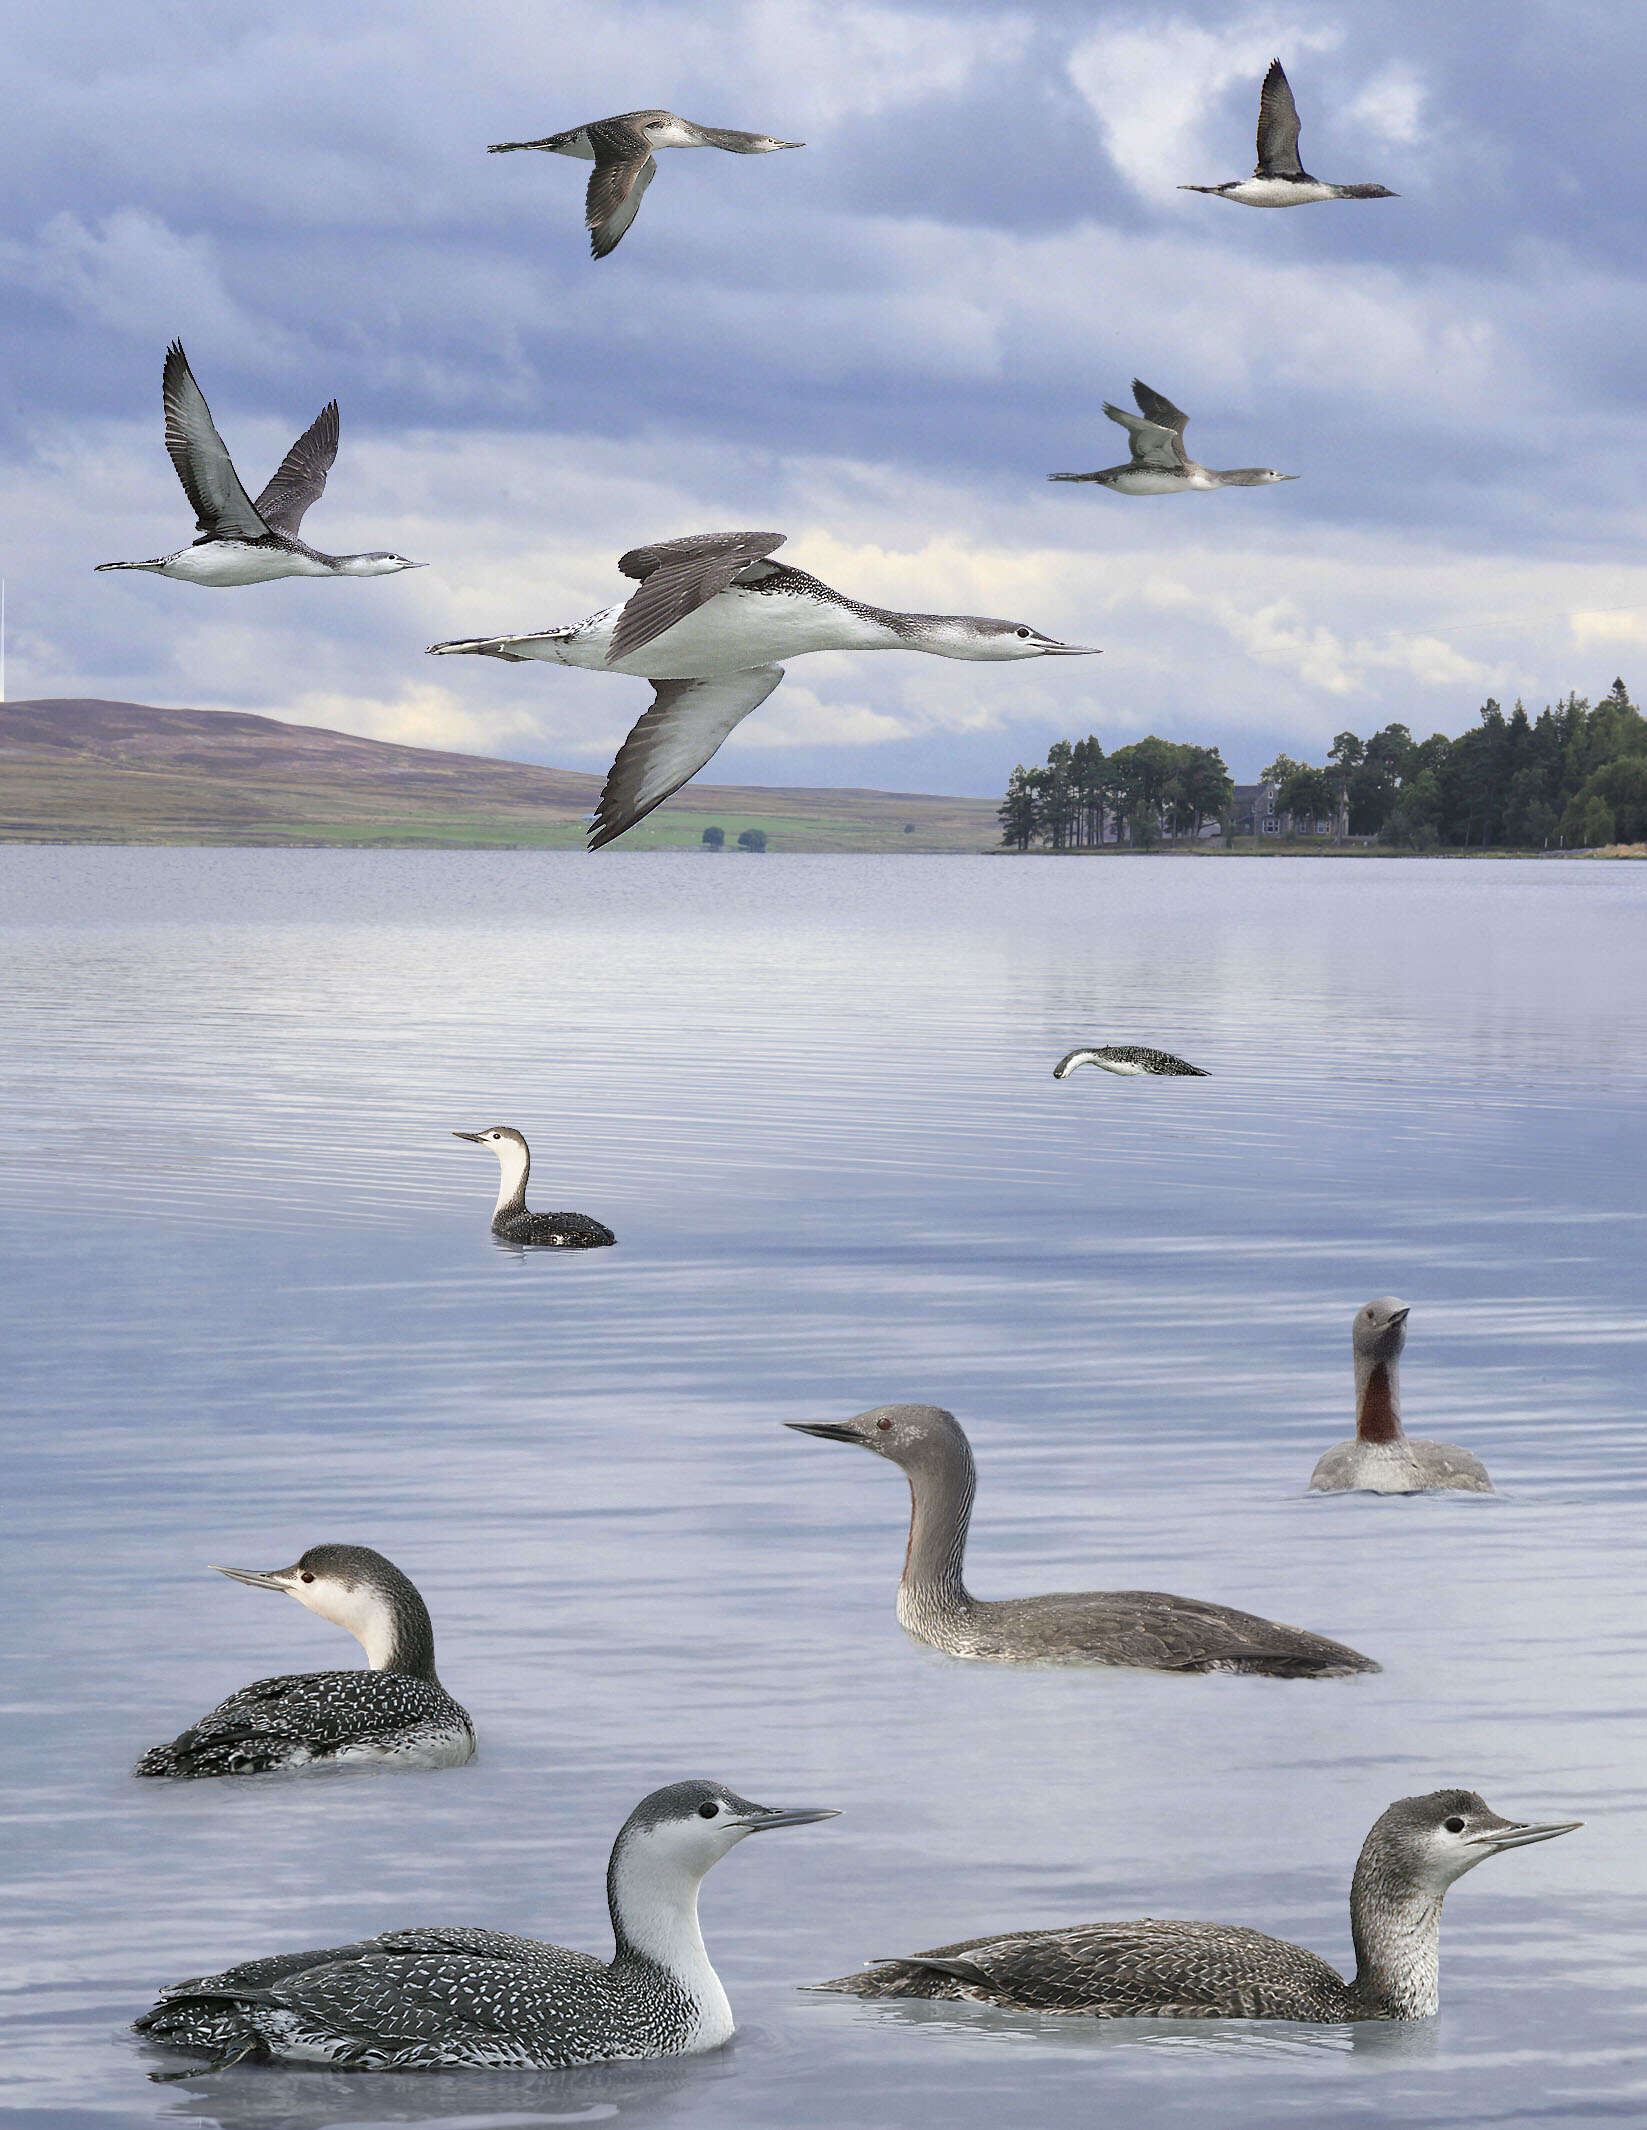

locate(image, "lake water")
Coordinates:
1 849 1644 2130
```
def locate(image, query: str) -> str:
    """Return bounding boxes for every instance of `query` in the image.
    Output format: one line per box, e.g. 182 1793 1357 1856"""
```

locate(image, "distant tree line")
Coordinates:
999 680 1647 851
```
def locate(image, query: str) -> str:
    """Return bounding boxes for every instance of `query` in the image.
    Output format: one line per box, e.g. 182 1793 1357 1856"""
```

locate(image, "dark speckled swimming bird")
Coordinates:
815 1790 1578 2020
1053 1046 1209 1078
487 110 803 258
453 1126 615 1247
135 1780 838 2073
1310 1298 1493 1495
133 1546 473 1778
785 1405 1376 1676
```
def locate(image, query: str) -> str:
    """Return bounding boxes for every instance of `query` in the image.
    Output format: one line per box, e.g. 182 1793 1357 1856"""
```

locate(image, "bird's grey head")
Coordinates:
1337 183 1399 199
210 1543 414 1667
337 552 426 577
1359 1790 1580 1900
683 120 804 153
453 1125 529 1157
613 1778 839 1879
913 618 1101 663
786 1402 967 1473
1353 1296 1410 1363
1223 469 1300 486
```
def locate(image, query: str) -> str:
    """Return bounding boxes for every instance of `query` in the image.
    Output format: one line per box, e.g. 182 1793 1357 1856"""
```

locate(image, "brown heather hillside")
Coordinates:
0 699 1001 852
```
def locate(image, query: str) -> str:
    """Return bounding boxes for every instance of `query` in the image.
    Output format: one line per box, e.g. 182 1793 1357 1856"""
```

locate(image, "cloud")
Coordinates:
1067 13 1341 199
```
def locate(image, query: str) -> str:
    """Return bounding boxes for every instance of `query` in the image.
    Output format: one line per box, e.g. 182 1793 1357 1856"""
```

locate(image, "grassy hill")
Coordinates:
0 699 1001 852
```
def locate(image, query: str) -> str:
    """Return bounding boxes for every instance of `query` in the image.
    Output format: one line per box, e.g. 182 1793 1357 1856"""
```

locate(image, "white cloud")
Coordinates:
1067 13 1341 199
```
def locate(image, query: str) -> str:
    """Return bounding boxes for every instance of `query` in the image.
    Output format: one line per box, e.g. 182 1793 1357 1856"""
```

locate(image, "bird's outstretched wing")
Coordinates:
162 342 271 541
1130 380 1192 438
608 530 788 663
591 667 785 848
585 117 657 257
253 401 340 535
1102 403 1185 473
1256 59 1304 178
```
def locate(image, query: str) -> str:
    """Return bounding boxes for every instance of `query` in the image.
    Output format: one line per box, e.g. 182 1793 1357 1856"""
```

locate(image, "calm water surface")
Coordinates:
1 850 1644 2130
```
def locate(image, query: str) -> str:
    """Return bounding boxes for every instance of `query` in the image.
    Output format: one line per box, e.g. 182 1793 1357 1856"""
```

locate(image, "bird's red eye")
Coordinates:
300 1571 315 1584
876 1418 892 1432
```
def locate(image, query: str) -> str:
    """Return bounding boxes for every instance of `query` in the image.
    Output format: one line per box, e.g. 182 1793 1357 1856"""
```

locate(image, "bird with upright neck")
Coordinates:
132 1545 474 1778
488 109 803 258
1180 59 1399 208
814 1789 1578 2020
1310 1299 1493 1494
135 1779 838 2072
97 344 423 586
452 1125 615 1248
429 531 1097 846
786 1404 1377 1676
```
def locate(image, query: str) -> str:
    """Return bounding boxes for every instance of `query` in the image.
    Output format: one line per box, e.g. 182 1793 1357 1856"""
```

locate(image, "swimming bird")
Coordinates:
1310 1299 1493 1495
96 344 423 586
452 1126 615 1248
135 1779 838 2072
429 532 1097 846
488 111 803 258
814 1789 1578 2019
785 1405 1376 1676
1050 381 1297 495
133 1546 473 1778
1053 1046 1209 1077
1180 60 1398 208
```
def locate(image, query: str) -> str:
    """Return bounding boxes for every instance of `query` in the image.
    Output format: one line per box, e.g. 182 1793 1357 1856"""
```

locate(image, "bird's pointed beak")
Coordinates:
1040 641 1102 656
452 1131 486 1142
211 1564 294 1591
784 1420 866 1444
1468 1817 1582 1853
737 1805 841 1831
1388 1306 1411 1327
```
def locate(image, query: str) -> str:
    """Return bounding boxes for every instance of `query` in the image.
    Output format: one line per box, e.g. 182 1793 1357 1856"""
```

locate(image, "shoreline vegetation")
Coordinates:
998 680 1647 857
0 693 1642 856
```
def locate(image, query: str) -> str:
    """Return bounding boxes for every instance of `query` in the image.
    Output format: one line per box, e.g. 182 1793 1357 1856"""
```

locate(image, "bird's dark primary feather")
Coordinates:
161 342 271 542
253 401 340 534
1256 59 1305 178
607 532 787 662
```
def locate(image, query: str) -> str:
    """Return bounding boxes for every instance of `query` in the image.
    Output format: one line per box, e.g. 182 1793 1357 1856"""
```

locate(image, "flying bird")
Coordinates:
1053 1046 1210 1077
1181 60 1399 207
96 344 423 585
429 532 1097 848
488 110 803 258
1050 381 1297 494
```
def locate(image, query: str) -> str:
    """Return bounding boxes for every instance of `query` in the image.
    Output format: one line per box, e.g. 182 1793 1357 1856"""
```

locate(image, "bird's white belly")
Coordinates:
560 592 882 678
328 1727 475 1769
1111 470 1193 496
161 543 323 587
1224 178 1335 207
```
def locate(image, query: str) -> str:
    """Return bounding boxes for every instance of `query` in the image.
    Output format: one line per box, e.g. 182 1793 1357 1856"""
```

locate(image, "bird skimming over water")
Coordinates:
489 110 803 257
1053 1046 1209 1077
815 1790 1578 2019
785 1404 1377 1676
136 1780 838 2072
97 345 423 585
429 532 1097 847
132 1546 473 1778
1181 60 1399 208
1050 381 1297 494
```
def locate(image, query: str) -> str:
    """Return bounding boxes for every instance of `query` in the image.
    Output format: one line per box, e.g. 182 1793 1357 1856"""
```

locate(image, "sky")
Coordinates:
3 0 1645 795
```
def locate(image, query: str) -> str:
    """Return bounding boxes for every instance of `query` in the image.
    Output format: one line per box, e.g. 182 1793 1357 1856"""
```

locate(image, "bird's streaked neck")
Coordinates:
1349 1849 1443 2017
896 1439 977 1626
1355 1355 1404 1444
